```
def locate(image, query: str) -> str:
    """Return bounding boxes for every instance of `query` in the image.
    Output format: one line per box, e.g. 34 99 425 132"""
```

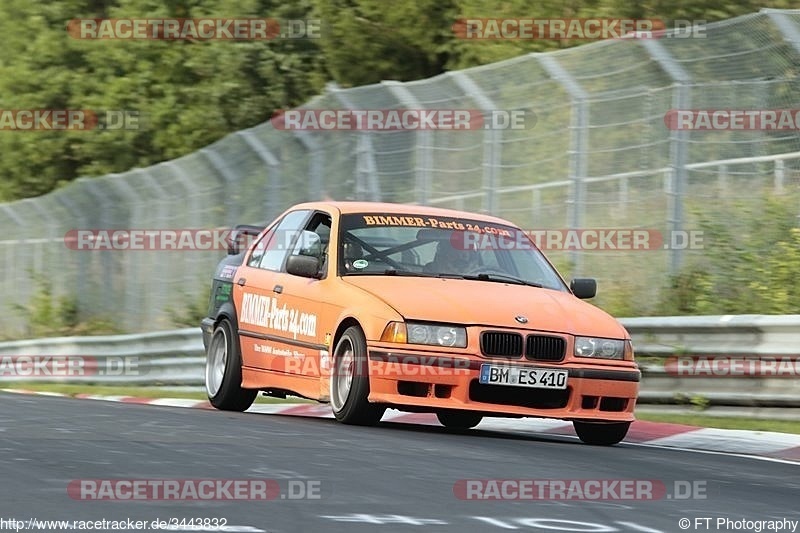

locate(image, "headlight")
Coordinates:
574 337 626 360
380 321 467 348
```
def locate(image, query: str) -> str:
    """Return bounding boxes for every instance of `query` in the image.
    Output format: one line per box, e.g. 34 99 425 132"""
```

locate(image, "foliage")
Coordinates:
10 272 122 338
1 0 796 201
166 286 212 328
658 194 800 315
0 0 325 200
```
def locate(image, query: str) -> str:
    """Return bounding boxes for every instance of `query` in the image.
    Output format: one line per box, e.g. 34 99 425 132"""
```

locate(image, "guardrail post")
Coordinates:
640 39 692 276
538 55 588 275
448 71 501 214
382 81 432 205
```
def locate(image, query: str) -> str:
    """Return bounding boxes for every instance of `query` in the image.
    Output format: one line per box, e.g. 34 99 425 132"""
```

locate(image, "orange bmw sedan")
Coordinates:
201 202 639 445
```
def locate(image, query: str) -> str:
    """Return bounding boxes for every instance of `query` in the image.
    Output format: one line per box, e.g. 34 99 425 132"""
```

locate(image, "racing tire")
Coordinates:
436 411 483 430
206 319 257 412
573 421 630 445
330 326 385 425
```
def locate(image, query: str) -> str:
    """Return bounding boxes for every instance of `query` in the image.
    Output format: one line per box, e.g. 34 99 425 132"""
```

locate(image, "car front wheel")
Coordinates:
206 319 257 411
330 326 385 425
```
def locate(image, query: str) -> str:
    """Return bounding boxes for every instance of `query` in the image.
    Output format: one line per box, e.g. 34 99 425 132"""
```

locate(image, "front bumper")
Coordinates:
366 348 639 422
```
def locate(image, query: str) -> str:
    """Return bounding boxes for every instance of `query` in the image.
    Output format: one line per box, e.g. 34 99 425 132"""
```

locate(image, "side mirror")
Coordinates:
570 278 597 299
286 255 321 279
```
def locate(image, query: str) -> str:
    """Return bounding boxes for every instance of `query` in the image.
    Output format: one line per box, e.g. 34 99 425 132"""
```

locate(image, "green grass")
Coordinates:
0 383 308 403
635 412 800 435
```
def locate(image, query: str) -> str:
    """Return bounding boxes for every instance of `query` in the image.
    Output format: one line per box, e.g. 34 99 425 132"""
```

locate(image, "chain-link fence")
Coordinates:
1 9 799 336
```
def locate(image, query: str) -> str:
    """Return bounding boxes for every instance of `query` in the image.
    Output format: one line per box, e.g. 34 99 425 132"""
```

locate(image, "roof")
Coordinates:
290 201 515 226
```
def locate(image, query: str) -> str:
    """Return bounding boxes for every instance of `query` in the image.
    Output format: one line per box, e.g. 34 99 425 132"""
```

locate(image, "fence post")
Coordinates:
538 55 588 275
105 175 144 330
74 179 120 319
619 177 629 216
764 9 800 55
765 4 800 220
328 83 381 201
640 39 692 276
717 164 729 196
201 147 240 228
448 71 501 214
531 188 542 226
20 198 54 280
53 193 94 324
774 159 785 194
162 161 205 300
382 80 432 205
236 129 283 219
291 130 324 201
133 169 172 324
0 205 26 334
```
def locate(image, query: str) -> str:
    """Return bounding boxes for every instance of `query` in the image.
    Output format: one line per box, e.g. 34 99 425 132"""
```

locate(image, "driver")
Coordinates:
341 240 364 272
425 240 475 273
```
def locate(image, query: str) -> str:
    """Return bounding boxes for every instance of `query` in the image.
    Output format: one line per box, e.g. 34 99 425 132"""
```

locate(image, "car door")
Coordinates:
233 209 311 373
267 211 340 386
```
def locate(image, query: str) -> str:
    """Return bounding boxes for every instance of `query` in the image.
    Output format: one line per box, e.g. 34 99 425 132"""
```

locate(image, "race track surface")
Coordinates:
1 392 798 533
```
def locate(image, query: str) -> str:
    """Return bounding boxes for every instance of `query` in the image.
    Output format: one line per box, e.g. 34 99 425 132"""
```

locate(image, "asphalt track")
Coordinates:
1 392 799 533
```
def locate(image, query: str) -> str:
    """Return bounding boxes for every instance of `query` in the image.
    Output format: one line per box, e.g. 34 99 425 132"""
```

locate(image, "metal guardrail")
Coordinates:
0 329 203 385
0 316 798 409
624 315 800 409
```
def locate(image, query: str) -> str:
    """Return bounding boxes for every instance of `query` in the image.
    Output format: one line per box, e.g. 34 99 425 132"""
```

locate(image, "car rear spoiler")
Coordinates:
228 224 266 255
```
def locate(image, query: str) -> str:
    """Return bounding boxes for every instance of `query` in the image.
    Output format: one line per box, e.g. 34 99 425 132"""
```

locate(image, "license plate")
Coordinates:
479 364 568 389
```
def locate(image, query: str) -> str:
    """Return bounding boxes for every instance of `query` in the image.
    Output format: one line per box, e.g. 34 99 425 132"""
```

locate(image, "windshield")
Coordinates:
338 213 568 291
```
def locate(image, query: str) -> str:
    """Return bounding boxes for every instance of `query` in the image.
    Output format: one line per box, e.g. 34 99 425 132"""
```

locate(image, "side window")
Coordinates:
286 212 332 274
256 210 311 271
293 212 331 256
247 228 275 267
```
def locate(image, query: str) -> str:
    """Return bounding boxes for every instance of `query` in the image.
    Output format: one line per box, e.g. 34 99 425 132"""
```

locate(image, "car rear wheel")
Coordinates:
206 319 257 411
436 410 483 429
573 420 630 445
330 326 385 425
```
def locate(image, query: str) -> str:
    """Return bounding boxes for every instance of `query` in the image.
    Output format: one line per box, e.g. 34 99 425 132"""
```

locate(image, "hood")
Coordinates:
344 276 627 338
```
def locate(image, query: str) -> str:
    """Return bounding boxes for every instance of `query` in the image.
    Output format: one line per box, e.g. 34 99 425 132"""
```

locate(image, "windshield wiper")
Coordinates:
344 269 433 277
461 272 543 288
383 269 466 280
383 269 437 277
